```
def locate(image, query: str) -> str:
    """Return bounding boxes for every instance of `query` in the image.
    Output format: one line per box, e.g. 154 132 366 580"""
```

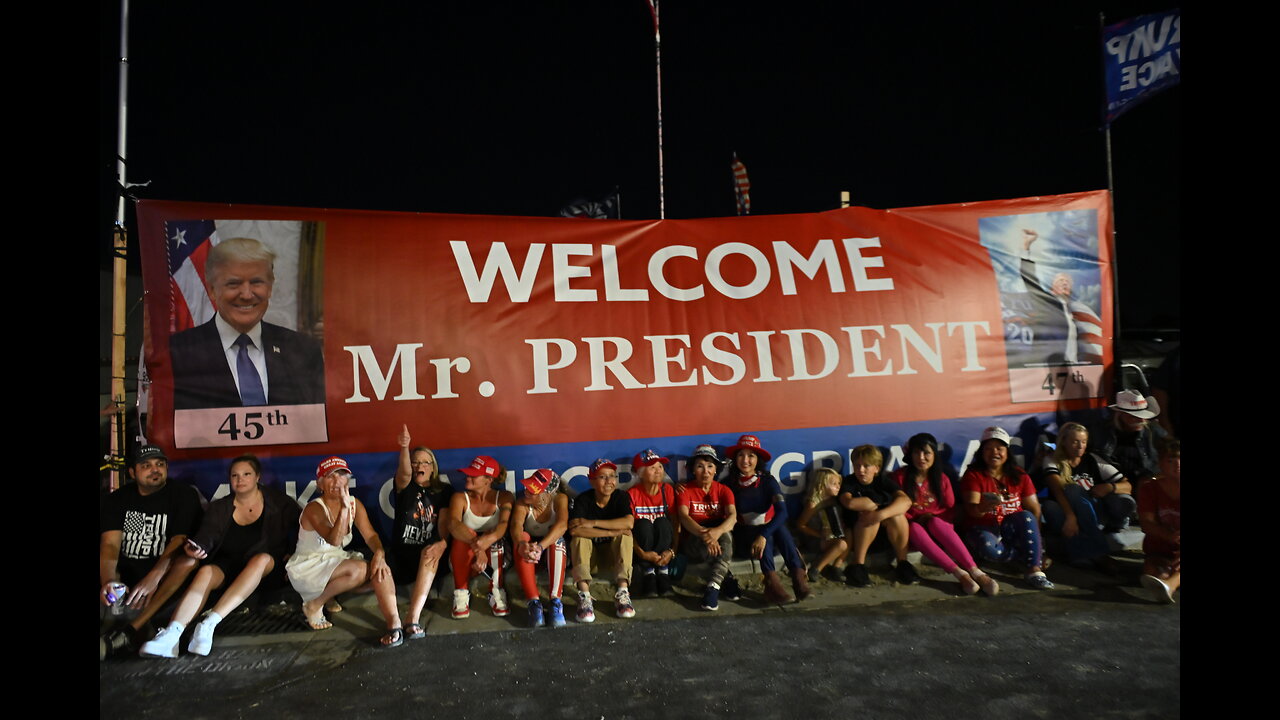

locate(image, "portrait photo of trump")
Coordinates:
163 219 328 446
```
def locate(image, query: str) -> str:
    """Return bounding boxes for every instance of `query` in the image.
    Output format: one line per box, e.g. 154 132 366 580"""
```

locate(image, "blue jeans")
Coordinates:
735 523 804 573
1042 484 1110 563
1094 491 1137 531
965 510 1042 571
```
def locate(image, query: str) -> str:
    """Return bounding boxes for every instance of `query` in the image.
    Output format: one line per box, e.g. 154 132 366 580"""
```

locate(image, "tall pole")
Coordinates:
1099 11 1123 394
650 1 665 219
109 0 132 491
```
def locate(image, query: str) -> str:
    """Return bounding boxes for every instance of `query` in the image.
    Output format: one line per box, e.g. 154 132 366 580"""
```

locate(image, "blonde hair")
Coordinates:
809 467 842 505
410 446 446 490
850 444 883 469
1053 422 1089 484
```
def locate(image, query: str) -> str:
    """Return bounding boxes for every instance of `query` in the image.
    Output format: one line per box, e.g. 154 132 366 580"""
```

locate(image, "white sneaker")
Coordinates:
187 619 216 656
1140 574 1174 604
139 625 182 659
614 587 635 618
452 589 471 619
488 588 510 617
576 591 595 623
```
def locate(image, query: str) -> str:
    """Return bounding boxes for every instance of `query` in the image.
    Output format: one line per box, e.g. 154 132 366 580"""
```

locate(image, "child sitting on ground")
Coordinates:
796 467 849 582
839 444 917 587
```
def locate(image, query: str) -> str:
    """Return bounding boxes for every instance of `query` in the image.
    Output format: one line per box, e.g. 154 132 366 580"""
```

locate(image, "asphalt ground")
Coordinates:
100 546 1180 719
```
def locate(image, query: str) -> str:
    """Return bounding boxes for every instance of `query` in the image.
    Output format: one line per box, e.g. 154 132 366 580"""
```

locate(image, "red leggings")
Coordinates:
515 537 567 600
450 538 506 591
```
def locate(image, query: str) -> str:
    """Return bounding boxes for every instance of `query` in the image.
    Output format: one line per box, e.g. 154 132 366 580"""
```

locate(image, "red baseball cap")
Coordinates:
589 458 619 477
316 456 351 479
632 448 669 468
461 455 500 477
521 468 555 494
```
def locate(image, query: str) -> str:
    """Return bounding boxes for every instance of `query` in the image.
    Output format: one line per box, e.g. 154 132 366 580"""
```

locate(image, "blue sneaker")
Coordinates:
526 598 544 628
1025 572 1055 590
547 598 567 628
701 583 720 611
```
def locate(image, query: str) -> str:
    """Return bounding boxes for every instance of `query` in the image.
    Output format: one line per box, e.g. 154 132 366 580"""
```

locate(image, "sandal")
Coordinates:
380 627 405 648
324 599 343 614
303 604 332 631
405 623 426 640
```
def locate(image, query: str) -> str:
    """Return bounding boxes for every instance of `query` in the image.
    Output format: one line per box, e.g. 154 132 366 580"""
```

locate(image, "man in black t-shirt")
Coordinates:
100 445 204 659
567 459 636 623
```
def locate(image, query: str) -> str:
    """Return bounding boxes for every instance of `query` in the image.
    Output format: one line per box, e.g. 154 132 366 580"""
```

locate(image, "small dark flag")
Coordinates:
559 189 621 219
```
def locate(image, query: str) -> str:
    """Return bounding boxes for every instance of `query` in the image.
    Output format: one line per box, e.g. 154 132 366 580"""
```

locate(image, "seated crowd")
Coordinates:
101 390 1180 658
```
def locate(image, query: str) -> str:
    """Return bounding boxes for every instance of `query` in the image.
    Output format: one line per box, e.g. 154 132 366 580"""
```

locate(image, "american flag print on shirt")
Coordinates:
121 510 169 560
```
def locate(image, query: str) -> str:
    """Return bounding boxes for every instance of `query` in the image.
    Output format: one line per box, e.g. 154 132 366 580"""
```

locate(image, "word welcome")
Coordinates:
449 238 894 303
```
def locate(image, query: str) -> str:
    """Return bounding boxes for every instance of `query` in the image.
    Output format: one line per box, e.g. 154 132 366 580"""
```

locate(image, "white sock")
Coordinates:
201 611 223 628
166 621 185 634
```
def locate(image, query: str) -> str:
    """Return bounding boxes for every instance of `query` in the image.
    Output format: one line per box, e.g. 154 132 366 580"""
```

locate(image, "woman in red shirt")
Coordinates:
675 444 738 611
961 427 1053 590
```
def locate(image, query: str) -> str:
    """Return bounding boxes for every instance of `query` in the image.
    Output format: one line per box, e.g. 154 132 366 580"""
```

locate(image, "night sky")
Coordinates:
99 1 1179 330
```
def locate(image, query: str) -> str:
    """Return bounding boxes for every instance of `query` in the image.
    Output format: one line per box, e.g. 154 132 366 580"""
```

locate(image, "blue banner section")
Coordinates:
1103 9 1180 124
165 411 1102 538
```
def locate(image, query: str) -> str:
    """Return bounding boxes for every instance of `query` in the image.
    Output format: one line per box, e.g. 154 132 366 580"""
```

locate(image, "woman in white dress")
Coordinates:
286 456 406 647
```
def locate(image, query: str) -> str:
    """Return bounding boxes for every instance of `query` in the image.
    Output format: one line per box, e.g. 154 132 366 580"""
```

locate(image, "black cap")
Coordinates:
135 445 167 463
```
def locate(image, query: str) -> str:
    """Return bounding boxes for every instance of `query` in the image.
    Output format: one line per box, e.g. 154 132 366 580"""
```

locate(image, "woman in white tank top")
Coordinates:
510 469 570 628
446 455 514 620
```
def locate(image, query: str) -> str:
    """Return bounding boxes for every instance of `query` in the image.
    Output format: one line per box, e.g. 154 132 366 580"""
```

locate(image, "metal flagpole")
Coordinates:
108 0 132 492
651 1 665 219
1102 16 1117 197
1099 10 1124 393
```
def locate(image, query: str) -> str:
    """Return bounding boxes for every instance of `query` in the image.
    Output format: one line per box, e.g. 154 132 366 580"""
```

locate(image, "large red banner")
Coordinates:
138 191 1114 467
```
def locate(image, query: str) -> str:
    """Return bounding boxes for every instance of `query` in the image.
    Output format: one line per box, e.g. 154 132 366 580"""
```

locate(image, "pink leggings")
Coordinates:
450 539 505 591
515 538 567 600
908 516 976 574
